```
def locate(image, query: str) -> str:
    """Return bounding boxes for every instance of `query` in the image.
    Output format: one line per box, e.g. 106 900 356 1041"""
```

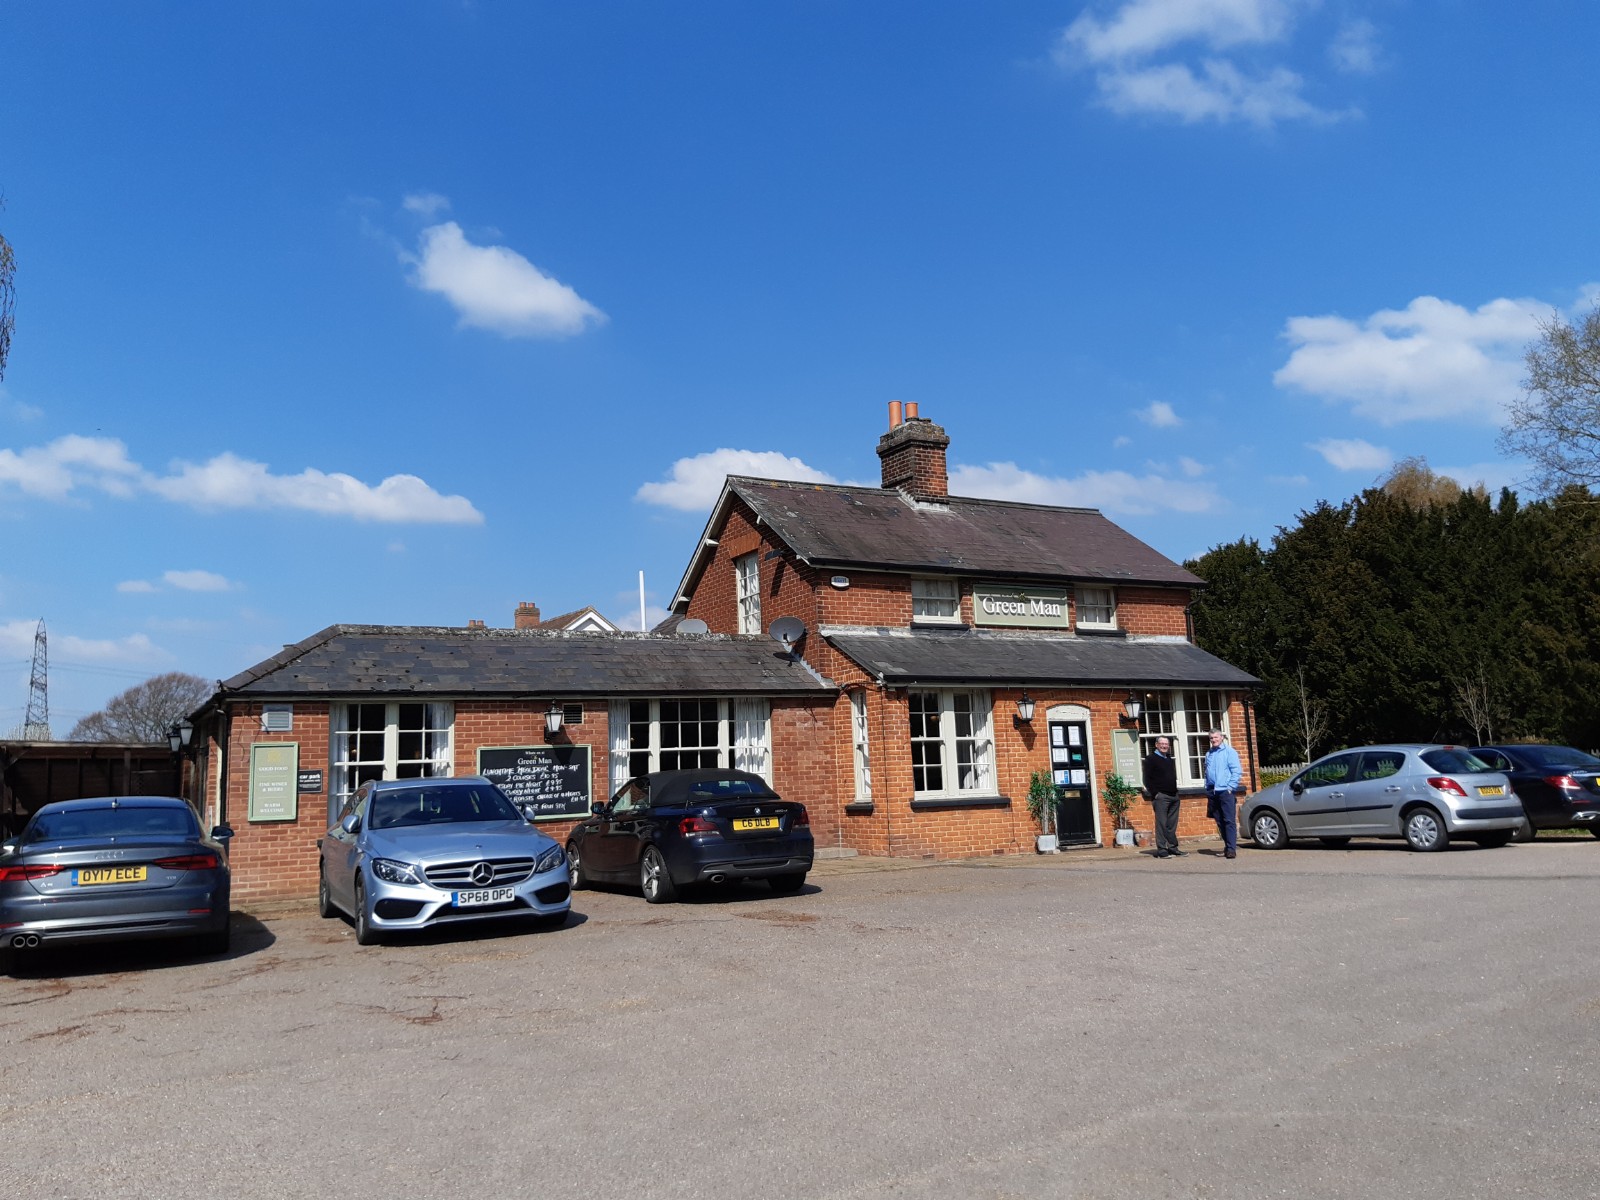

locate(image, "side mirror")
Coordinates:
590 802 608 817
518 803 538 821
210 825 235 841
341 812 361 835
1290 780 1305 796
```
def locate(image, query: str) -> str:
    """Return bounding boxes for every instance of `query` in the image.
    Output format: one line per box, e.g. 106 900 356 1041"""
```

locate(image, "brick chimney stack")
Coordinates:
467 619 486 630
876 402 950 500
514 602 542 629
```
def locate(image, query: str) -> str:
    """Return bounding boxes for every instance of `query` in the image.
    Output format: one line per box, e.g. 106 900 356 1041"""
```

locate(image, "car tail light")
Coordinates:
0 863 66 882
792 806 810 827
1543 775 1579 790
153 853 220 871
678 817 719 836
1427 777 1468 797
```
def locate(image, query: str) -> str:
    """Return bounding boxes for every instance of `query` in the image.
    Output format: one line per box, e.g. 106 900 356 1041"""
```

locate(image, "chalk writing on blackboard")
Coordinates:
477 745 592 821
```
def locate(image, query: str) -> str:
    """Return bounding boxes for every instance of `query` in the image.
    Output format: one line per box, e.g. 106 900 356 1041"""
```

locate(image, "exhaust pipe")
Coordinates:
25 934 39 948
709 874 726 884
11 934 39 949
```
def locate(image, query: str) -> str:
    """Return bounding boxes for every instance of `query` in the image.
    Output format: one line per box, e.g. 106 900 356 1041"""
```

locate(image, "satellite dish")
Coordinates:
768 616 806 651
678 618 710 635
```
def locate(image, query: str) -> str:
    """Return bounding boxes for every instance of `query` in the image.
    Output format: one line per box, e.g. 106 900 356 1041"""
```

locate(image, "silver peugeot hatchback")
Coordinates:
318 777 570 944
1241 744 1521 852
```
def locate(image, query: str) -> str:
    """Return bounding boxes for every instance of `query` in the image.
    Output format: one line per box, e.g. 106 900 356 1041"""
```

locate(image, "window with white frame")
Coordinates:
1137 690 1227 788
613 698 772 789
851 691 872 803
908 689 993 796
331 701 453 817
735 552 761 634
911 577 960 623
1075 585 1117 629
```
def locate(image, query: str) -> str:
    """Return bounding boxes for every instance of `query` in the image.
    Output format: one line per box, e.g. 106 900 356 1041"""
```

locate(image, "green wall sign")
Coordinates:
248 742 299 823
971 584 1072 629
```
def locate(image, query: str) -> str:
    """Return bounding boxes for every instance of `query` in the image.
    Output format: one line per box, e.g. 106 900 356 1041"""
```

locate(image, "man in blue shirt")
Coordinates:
1204 730 1243 859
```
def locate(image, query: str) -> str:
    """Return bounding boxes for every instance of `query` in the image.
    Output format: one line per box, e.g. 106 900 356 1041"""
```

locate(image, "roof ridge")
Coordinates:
727 475 1103 516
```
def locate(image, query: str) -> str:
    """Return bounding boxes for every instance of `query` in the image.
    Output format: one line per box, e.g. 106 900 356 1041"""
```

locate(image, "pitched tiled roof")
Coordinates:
822 626 1258 688
218 626 834 698
675 478 1201 608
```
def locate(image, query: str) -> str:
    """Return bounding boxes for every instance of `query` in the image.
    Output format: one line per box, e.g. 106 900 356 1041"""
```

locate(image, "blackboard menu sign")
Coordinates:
477 744 592 821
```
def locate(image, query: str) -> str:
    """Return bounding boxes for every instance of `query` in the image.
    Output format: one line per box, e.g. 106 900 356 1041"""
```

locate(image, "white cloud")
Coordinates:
116 580 157 594
147 453 484 523
162 569 235 593
0 435 483 524
0 618 159 665
1178 456 1207 477
0 386 44 423
1138 401 1183 428
403 192 451 218
1275 294 1547 424
1112 435 1133 448
406 220 605 339
1063 0 1301 61
1055 0 1359 127
1093 59 1336 127
1329 18 1380 73
636 449 843 512
1309 437 1392 471
950 461 1222 515
0 435 141 500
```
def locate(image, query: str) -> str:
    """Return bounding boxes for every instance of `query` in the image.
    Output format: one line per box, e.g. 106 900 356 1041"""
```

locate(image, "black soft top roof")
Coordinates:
643 769 778 806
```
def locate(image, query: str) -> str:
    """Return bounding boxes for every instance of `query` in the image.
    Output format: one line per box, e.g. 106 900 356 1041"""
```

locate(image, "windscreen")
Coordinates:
369 784 521 829
23 805 199 844
1420 749 1494 774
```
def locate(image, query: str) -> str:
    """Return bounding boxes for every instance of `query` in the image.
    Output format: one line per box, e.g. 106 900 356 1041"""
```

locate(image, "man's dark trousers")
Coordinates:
1210 790 1238 853
1152 793 1181 854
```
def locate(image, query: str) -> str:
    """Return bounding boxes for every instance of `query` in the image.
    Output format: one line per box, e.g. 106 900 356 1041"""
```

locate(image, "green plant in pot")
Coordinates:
1027 768 1059 852
1102 771 1141 846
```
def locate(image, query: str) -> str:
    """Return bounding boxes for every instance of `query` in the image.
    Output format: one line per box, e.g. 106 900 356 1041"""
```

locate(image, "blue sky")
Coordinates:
3 1 1598 733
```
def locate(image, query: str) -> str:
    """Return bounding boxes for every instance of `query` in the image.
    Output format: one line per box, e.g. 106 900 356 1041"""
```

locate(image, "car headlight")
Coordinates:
535 844 566 874
370 857 422 885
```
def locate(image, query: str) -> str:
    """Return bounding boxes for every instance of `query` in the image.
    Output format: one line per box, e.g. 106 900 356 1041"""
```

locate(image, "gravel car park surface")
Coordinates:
4 840 1599 1199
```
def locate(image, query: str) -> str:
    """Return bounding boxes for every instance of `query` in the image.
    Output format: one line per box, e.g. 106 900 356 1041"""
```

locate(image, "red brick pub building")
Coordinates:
191 406 1258 901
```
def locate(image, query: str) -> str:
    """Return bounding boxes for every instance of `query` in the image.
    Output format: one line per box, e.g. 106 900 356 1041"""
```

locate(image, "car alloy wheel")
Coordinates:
640 846 677 904
568 843 589 890
1251 811 1288 850
354 877 378 945
1403 807 1449 852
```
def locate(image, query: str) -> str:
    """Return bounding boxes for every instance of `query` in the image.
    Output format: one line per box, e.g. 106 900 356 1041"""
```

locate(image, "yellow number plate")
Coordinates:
1476 785 1505 796
733 817 780 832
74 866 148 886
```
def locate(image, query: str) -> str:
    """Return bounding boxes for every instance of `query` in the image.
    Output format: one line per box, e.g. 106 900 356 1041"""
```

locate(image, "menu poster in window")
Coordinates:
248 742 299 823
477 745 592 820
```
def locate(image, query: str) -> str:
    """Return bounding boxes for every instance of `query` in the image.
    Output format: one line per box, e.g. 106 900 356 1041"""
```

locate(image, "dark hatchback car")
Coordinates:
0 796 233 958
1473 745 1600 839
566 769 813 903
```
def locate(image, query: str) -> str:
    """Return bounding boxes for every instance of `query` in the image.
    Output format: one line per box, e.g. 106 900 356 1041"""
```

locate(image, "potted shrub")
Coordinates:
1102 771 1141 846
1027 768 1060 853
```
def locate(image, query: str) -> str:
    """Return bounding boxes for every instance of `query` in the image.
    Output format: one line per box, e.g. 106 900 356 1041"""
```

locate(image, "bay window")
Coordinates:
1138 690 1228 788
331 701 453 818
908 689 993 796
608 697 772 793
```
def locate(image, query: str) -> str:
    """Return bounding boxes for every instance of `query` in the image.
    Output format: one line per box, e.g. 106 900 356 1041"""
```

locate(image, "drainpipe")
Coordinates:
1244 695 1258 792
